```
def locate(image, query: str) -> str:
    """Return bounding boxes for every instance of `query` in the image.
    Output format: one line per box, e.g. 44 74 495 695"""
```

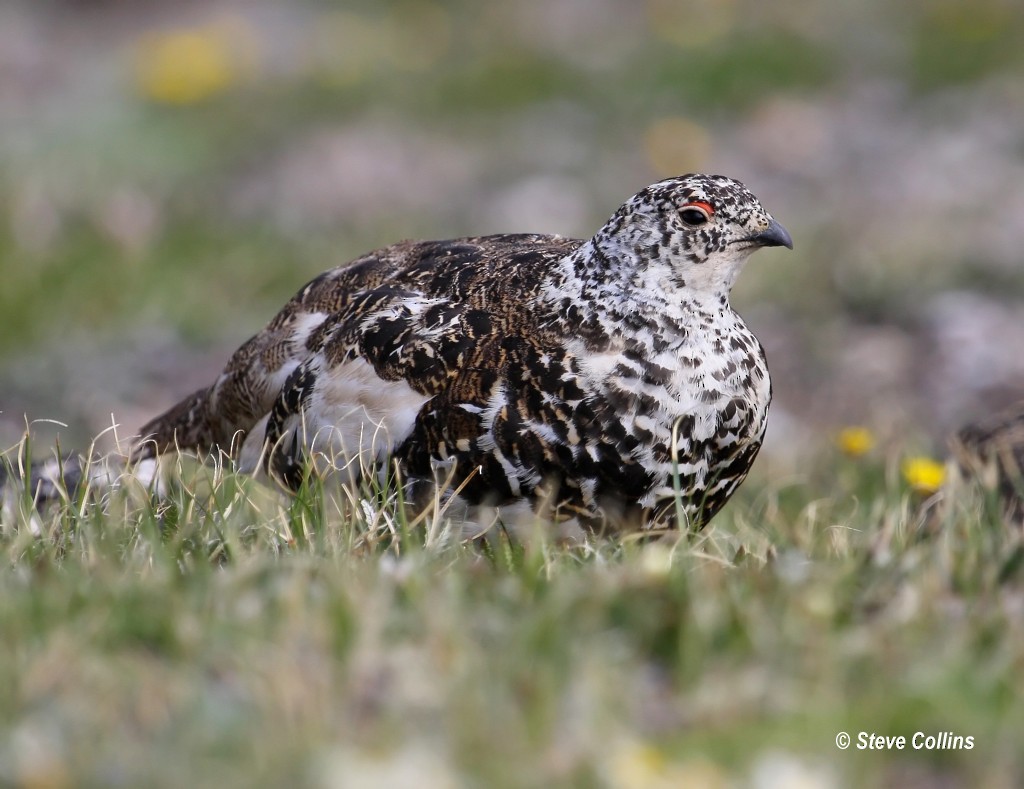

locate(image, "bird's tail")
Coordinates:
132 385 215 460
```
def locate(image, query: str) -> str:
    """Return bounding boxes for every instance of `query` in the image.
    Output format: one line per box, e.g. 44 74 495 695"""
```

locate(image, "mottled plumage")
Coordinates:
134 174 792 531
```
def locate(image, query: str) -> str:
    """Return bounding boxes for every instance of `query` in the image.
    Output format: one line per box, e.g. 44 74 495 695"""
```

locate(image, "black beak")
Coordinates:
748 218 793 249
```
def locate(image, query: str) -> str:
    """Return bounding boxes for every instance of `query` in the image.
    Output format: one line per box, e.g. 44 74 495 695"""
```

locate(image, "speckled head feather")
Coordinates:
582 173 792 298
133 173 792 533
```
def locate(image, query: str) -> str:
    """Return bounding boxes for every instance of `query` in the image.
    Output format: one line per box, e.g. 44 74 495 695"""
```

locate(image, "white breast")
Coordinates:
240 356 430 483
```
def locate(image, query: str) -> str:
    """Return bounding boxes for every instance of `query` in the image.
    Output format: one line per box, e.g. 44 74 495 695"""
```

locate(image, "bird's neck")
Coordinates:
550 236 735 325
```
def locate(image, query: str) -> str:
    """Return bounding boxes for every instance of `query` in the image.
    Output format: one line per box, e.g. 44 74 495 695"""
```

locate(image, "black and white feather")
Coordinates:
131 173 792 530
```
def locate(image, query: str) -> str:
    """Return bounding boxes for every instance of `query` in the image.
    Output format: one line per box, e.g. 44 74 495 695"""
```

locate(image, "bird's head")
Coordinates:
593 173 792 299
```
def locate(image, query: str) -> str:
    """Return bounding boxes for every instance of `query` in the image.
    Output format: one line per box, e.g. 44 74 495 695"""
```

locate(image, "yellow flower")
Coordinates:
134 24 253 105
836 426 875 457
902 456 946 493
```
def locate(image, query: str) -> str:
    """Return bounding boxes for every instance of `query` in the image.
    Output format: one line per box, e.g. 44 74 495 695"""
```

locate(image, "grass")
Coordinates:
3 4 1024 785
2 441 1023 788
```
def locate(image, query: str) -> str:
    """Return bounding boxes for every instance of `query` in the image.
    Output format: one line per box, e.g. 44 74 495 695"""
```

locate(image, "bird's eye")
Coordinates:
680 202 712 227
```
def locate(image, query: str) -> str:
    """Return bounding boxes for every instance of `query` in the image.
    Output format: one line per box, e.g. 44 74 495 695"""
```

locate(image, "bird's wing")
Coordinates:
259 239 660 518
257 236 589 489
133 235 582 465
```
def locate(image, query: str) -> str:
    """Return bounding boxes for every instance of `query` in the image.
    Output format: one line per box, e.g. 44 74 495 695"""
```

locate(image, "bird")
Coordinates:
2 173 790 534
123 172 792 533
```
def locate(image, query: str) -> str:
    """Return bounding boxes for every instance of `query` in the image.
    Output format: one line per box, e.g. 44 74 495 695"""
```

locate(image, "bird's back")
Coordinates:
135 233 583 463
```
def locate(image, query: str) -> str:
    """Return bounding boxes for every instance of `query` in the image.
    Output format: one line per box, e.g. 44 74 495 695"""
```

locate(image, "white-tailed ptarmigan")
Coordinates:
129 173 792 531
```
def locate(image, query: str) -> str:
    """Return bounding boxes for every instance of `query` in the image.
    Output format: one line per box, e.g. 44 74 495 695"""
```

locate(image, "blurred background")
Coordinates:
2 0 1023 469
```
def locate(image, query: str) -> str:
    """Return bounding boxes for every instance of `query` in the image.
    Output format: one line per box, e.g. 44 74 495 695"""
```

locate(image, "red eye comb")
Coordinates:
683 200 714 215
